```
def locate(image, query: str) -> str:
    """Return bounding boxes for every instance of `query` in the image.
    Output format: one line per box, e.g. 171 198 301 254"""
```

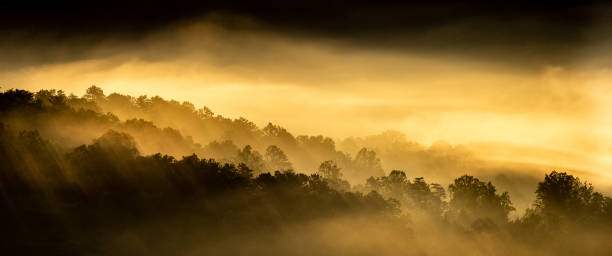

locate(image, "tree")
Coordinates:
237 145 266 173
318 160 350 191
34 89 67 107
263 123 297 149
203 140 239 163
366 170 408 200
351 148 385 181
318 160 342 180
448 175 514 227
534 171 611 223
265 145 293 171
84 85 105 102
92 129 140 158
366 170 446 215
411 177 447 214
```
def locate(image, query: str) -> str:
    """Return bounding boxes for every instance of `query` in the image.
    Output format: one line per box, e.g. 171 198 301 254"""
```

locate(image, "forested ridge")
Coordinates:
1 87 611 255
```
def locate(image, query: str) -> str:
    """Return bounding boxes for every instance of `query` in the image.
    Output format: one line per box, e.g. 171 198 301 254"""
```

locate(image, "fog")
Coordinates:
1 16 611 183
1 88 611 255
2 6 612 255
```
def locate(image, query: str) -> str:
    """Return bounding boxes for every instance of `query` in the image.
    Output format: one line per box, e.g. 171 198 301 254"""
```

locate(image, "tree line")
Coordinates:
1 88 612 255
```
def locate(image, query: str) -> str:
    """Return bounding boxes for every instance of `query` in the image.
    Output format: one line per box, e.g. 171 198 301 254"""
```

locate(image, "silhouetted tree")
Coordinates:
84 85 105 102
366 170 446 215
5 88 612 255
203 140 239 162
534 171 612 224
318 160 350 191
265 145 293 171
262 123 297 150
319 160 342 180
237 145 266 172
350 148 385 181
448 175 514 228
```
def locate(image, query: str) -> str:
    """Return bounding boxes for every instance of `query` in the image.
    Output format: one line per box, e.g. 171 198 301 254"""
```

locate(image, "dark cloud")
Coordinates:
0 1 599 34
1 1 611 68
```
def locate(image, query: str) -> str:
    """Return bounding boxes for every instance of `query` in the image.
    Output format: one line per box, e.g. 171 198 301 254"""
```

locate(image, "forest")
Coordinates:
1 87 611 255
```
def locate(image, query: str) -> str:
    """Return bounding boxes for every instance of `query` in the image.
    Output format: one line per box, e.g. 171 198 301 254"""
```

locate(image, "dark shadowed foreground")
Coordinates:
1 89 611 255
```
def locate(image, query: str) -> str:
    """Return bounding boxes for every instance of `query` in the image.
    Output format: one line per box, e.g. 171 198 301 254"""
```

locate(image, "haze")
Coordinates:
2 14 612 181
4 2 612 255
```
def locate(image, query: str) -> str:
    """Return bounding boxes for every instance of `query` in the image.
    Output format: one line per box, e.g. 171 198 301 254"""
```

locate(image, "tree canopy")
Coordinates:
1 88 612 255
